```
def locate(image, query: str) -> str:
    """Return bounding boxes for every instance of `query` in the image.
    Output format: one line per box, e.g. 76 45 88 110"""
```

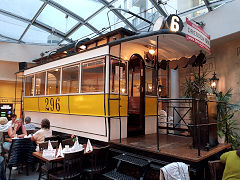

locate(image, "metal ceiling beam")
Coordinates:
0 9 72 43
179 0 232 17
0 9 30 23
63 0 118 42
203 0 213 11
40 0 101 35
178 4 207 17
98 0 138 32
149 0 167 17
19 1 48 42
33 20 73 42
0 33 22 43
209 0 233 8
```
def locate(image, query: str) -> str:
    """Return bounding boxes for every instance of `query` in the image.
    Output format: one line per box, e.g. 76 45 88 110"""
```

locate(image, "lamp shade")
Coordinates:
209 72 219 92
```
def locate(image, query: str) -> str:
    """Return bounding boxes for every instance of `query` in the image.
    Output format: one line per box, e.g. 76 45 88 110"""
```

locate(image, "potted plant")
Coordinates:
183 72 240 149
183 71 209 98
216 89 240 148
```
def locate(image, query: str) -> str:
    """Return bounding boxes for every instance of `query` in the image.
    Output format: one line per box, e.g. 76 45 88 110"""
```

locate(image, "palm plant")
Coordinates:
216 89 240 149
183 72 240 149
184 71 209 97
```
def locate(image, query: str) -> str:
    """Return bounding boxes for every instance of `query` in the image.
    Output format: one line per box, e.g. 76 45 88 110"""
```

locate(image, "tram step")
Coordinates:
113 154 151 167
103 171 137 180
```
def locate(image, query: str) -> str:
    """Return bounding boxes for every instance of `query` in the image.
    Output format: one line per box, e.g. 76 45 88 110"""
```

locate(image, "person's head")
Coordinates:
11 114 17 123
15 118 23 129
41 118 50 129
25 116 31 124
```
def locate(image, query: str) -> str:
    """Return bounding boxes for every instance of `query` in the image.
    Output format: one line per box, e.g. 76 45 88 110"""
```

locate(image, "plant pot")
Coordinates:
218 135 225 144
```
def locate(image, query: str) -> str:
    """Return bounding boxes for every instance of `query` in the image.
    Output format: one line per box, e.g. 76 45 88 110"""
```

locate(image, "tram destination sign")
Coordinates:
185 18 210 52
153 14 183 32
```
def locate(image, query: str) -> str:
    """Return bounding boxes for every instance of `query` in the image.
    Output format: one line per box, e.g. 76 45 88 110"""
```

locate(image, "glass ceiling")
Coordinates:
0 0 231 45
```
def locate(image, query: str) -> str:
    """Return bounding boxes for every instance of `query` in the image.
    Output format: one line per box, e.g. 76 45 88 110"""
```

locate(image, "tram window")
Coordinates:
35 72 46 95
145 68 157 96
47 68 60 95
81 59 104 93
25 75 34 96
132 66 140 97
110 59 127 94
62 65 79 94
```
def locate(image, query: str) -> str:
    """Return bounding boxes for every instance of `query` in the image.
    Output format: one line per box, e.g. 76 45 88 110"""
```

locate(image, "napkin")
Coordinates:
85 139 93 153
48 140 53 150
56 143 64 158
24 134 32 138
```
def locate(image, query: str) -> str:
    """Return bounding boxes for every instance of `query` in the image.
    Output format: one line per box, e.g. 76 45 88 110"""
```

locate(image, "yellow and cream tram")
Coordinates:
23 18 205 142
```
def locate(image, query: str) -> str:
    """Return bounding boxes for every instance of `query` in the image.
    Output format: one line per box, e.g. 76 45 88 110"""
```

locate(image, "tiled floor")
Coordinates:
5 167 39 180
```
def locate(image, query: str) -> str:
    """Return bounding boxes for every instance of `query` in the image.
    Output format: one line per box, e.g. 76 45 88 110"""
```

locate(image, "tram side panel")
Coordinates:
23 93 129 142
145 96 157 135
23 95 108 142
107 94 128 140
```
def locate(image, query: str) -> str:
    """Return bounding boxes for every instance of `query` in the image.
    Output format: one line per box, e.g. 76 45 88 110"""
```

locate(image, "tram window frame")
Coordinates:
24 75 34 96
81 58 105 93
110 58 128 95
145 67 157 96
46 68 61 95
62 64 80 94
35 72 46 96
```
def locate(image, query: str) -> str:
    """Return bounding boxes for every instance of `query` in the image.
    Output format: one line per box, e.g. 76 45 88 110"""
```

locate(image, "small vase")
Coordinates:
218 135 225 144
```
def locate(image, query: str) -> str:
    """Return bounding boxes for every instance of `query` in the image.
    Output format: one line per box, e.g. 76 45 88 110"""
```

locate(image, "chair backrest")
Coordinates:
26 129 36 135
87 145 109 173
62 138 74 147
0 156 6 180
208 160 225 180
45 136 61 143
8 138 36 167
3 131 8 139
39 141 58 151
160 162 190 180
64 150 84 179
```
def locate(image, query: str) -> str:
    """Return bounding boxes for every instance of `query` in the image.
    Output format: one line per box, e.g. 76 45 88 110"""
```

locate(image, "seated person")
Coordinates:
3 118 27 151
0 117 11 141
220 149 240 180
31 118 52 150
24 116 36 130
0 117 8 125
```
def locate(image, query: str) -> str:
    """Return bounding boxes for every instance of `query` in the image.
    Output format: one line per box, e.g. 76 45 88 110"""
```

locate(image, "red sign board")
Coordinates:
186 18 210 52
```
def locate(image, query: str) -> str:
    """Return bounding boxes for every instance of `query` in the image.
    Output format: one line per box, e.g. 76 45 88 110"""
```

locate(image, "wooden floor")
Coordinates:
111 133 231 162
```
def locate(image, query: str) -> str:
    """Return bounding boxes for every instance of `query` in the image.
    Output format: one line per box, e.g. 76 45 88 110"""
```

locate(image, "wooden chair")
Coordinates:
61 138 74 147
6 138 36 180
2 132 8 140
49 150 84 180
1 132 10 173
39 141 59 151
27 129 36 136
83 145 109 179
208 160 225 180
159 162 190 180
38 141 60 180
45 136 61 144
0 156 6 180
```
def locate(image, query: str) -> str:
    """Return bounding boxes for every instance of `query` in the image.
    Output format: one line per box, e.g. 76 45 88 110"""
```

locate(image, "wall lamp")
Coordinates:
209 72 219 93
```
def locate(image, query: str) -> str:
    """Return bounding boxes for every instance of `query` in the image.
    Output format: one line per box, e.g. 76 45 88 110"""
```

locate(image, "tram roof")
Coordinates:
108 29 206 60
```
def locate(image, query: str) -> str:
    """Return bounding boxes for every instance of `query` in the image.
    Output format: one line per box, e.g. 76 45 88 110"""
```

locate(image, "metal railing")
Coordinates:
156 97 223 157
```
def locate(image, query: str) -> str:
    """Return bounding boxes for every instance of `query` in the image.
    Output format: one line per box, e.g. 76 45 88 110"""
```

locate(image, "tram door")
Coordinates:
128 54 145 136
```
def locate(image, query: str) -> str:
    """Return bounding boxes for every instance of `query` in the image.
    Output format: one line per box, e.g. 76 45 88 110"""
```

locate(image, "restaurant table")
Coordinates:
33 144 97 163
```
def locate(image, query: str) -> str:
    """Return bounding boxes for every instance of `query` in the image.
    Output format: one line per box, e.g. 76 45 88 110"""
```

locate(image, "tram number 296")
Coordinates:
45 97 60 112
